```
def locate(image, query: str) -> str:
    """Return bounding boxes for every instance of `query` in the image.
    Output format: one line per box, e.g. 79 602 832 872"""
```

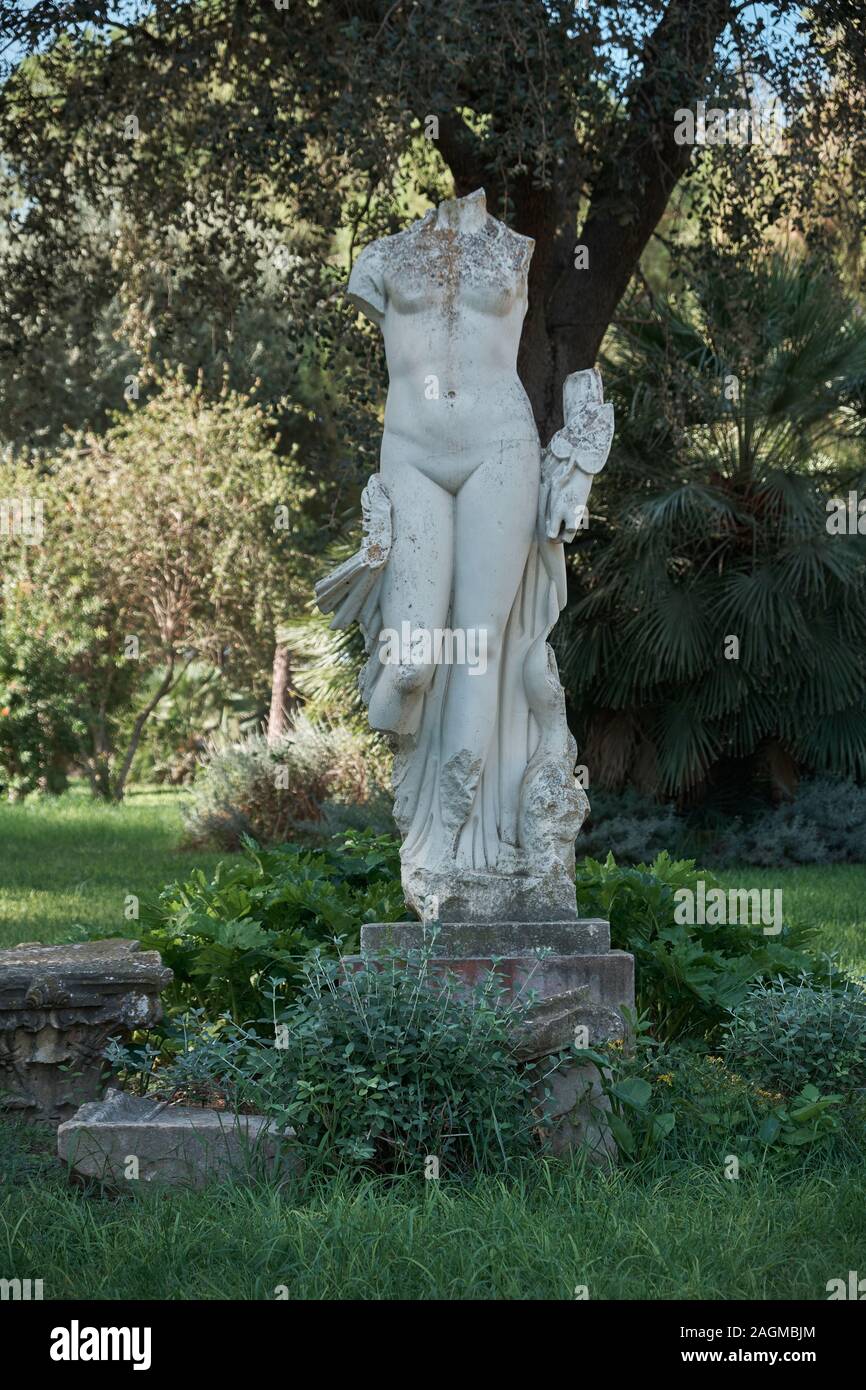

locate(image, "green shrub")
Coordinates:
108 947 541 1176
0 630 86 798
578 776 866 868
575 851 831 1040
183 716 391 850
577 1030 846 1165
76 829 407 1021
579 788 684 864
722 974 866 1096
715 777 866 866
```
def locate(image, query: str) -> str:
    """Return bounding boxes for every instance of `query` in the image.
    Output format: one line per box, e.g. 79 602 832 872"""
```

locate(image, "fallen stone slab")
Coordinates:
0 939 172 1121
58 1089 302 1189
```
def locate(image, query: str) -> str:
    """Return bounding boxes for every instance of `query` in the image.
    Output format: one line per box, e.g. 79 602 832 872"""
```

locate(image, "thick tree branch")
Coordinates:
547 0 735 409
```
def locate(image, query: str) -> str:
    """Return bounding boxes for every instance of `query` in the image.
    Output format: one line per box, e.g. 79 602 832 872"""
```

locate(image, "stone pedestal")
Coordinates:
0 940 172 1122
352 920 634 1161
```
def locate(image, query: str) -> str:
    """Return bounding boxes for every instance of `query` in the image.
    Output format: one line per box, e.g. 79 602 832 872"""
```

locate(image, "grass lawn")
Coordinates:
715 865 866 978
0 1125 861 1300
0 788 864 1300
0 786 229 950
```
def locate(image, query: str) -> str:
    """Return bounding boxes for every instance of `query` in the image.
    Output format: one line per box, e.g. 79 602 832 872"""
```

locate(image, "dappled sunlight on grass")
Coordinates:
0 786 231 948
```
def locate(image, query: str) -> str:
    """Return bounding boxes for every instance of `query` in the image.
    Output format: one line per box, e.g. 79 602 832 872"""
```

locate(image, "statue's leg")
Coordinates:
368 459 453 736
442 438 539 808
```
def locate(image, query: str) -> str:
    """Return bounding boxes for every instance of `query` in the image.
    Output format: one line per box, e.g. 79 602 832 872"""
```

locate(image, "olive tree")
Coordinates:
1 2 865 442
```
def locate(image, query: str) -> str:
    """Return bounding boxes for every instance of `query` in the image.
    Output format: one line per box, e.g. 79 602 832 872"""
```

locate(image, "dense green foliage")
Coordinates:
110 949 540 1176
592 1032 849 1162
0 375 312 799
3 791 866 1298
565 257 866 799
0 630 85 797
67 819 841 1047
575 851 831 1040
81 831 407 1021
9 2 862 448
722 974 866 1097
715 777 866 866
579 788 684 863
125 663 262 788
581 776 866 867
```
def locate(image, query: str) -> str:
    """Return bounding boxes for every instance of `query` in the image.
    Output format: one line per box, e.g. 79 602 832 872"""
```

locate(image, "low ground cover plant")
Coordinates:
75 830 407 1020
721 973 866 1097
107 946 542 1176
575 1022 852 1168
578 777 866 868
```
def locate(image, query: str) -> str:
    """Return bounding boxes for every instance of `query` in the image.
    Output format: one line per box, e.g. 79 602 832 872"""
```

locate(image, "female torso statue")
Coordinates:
317 189 614 924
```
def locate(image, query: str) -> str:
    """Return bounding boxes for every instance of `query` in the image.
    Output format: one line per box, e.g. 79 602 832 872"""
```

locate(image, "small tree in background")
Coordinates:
0 372 314 798
0 627 86 798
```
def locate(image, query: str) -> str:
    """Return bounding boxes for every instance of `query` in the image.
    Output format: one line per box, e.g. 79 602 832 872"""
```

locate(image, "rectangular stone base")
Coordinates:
58 1089 302 1189
357 919 633 1037
361 919 611 955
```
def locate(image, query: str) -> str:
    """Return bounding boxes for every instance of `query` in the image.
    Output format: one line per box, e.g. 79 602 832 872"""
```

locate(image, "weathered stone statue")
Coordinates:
317 188 633 1158
316 189 614 925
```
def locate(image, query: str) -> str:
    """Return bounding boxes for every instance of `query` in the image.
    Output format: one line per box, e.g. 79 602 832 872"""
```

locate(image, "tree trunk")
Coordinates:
267 643 292 746
431 0 737 442
111 659 179 801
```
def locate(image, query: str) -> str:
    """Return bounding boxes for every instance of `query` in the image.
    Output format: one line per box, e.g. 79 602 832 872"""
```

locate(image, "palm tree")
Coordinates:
558 254 866 805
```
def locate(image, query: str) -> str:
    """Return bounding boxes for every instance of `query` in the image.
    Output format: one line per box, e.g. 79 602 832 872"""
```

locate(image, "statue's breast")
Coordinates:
382 222 532 319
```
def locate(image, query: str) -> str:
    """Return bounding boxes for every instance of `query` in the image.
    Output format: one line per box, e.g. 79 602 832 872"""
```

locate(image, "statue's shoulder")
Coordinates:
492 220 535 276
346 217 430 321
346 233 391 322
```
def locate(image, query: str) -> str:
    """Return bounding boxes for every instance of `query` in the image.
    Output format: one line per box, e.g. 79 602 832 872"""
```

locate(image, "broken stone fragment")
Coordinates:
0 939 172 1122
58 1089 301 1190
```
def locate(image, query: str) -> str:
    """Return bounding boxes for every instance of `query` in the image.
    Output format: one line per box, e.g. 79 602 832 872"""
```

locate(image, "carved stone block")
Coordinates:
0 939 172 1121
58 1089 301 1189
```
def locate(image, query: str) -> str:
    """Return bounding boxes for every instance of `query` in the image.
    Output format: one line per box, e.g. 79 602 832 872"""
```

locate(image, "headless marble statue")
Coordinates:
316 189 614 924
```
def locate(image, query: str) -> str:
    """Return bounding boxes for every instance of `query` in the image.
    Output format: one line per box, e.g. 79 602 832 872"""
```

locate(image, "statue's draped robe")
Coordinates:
316 462 585 918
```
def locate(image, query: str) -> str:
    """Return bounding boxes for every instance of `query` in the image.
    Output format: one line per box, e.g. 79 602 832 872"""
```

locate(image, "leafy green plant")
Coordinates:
564 255 866 801
722 973 866 1096
0 629 86 798
576 1028 845 1166
575 850 830 1040
76 829 407 1021
572 1011 678 1161
108 945 541 1176
755 1084 843 1148
182 716 391 850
